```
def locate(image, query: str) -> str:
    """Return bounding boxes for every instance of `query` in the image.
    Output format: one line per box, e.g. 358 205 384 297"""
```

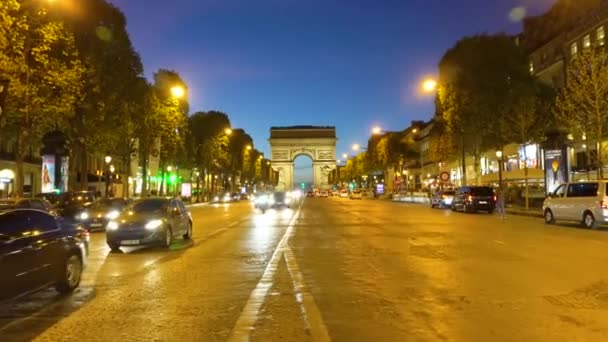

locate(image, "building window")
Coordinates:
598 26 605 46
583 34 591 48
529 61 534 74
570 42 578 57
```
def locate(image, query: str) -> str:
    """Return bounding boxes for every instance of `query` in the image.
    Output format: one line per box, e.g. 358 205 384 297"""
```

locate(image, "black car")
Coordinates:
75 198 131 231
0 209 88 302
452 186 496 213
255 192 291 213
106 197 192 251
240 193 250 200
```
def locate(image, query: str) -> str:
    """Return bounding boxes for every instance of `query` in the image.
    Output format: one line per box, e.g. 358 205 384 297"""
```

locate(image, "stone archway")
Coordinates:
269 126 337 191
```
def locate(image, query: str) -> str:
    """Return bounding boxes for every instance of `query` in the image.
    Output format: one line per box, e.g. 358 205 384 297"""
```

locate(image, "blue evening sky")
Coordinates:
109 0 556 183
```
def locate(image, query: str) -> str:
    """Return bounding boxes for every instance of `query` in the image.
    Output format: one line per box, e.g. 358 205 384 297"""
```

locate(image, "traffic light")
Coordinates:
301 182 305 189
168 174 177 184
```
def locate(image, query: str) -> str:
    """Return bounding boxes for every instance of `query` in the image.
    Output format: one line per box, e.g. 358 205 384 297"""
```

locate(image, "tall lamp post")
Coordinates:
496 150 503 190
104 155 112 197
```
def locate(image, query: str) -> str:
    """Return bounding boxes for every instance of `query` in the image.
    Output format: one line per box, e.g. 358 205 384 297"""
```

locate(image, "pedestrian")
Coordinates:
496 188 505 219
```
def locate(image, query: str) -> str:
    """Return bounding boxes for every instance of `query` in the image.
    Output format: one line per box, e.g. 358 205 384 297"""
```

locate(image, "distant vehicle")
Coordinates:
331 190 340 196
452 186 495 213
306 191 315 198
431 190 455 209
0 209 88 302
543 180 608 229
350 190 363 200
240 193 250 200
340 190 349 198
34 192 62 205
231 192 241 201
106 197 192 251
212 193 232 203
318 190 329 198
255 192 291 213
76 198 131 231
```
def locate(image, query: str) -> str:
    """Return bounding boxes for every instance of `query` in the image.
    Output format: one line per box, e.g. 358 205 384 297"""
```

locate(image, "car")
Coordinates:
0 209 88 302
318 190 329 198
339 190 349 198
306 191 315 198
0 198 54 212
350 190 363 200
543 180 608 229
75 198 131 231
231 192 241 201
106 197 192 251
331 190 340 196
240 193 250 200
451 186 495 213
255 192 291 213
431 190 456 208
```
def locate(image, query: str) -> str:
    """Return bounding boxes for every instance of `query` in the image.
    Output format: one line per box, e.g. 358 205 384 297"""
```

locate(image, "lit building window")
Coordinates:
529 61 534 74
570 42 578 57
583 34 591 48
598 26 605 46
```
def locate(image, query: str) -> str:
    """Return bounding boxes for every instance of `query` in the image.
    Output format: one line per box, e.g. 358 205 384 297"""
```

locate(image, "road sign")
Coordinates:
439 171 450 182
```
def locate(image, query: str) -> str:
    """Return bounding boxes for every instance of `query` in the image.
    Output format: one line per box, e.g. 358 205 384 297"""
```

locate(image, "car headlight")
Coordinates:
107 221 119 231
285 197 291 204
213 196 219 202
268 197 275 205
106 210 120 220
78 212 89 220
145 219 163 230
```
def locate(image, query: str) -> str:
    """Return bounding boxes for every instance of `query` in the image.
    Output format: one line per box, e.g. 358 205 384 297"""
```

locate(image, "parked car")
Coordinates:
106 197 192 251
0 209 88 302
543 181 608 229
240 193 250 200
339 190 349 198
318 190 329 198
452 186 495 213
431 190 456 208
306 191 315 198
75 198 131 231
350 190 363 200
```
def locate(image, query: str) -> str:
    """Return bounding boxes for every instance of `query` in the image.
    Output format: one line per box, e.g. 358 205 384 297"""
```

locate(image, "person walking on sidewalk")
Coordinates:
496 188 505 219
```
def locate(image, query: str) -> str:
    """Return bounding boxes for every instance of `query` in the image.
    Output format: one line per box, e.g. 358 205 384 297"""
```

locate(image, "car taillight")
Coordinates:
601 200 608 209
493 195 497 202
467 195 472 202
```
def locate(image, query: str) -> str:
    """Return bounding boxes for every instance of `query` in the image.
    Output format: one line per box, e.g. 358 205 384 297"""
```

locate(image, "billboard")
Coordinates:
181 183 192 197
41 155 55 193
544 149 568 194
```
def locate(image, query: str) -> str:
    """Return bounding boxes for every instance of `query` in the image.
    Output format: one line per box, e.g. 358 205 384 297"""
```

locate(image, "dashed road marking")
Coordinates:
493 240 506 245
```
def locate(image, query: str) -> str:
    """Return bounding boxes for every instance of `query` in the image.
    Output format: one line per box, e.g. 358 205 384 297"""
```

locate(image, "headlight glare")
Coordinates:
78 212 89 220
106 210 120 219
107 221 119 230
145 219 163 230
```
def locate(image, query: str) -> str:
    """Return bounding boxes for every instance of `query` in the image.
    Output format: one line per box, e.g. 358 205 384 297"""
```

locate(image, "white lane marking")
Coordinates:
493 240 506 245
284 246 331 342
228 206 302 341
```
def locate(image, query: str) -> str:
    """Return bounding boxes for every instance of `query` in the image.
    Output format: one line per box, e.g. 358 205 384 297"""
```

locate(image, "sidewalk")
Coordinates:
505 205 543 218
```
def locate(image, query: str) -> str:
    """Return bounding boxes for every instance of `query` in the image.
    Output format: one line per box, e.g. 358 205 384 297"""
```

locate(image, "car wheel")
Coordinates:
451 204 457 212
183 222 192 240
544 209 555 224
108 243 120 252
55 254 82 294
583 211 597 229
487 207 494 214
431 203 435 208
163 227 173 248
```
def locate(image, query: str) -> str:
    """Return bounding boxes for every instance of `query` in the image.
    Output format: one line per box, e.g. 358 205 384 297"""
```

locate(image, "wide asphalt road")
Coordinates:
2 196 608 341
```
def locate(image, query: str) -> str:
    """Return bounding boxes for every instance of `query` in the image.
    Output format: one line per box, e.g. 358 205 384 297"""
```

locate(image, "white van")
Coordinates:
543 181 608 229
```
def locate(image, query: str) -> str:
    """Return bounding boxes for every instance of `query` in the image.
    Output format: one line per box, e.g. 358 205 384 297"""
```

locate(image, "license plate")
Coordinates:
90 223 103 227
479 201 487 204
121 240 140 245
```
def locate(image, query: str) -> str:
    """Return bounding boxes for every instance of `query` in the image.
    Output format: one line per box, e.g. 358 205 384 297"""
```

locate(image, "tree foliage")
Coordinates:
555 47 608 177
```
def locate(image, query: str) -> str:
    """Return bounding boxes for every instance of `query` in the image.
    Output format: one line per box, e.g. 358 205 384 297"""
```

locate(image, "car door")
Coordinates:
176 200 190 234
28 211 63 284
168 200 183 236
0 211 40 300
549 184 568 219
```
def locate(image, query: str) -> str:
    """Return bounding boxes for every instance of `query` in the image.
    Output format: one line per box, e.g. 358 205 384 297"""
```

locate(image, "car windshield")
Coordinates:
273 192 286 200
90 198 125 209
442 191 455 196
128 199 168 213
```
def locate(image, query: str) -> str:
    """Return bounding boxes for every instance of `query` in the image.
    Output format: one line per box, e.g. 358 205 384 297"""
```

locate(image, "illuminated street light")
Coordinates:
496 150 503 190
109 165 115 173
104 155 112 164
170 85 185 99
412 128 418 134
246 145 252 150
225 128 232 135
167 166 173 172
372 126 382 135
422 78 437 93
342 153 348 159
352 143 361 151
337 159 341 164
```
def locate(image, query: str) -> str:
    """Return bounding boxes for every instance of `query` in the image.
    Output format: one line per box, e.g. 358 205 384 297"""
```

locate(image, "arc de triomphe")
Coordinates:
269 126 337 191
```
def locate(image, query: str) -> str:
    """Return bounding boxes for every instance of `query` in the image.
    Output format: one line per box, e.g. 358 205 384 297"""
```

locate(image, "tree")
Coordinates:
437 34 535 185
63 0 143 191
555 47 608 178
0 1 84 196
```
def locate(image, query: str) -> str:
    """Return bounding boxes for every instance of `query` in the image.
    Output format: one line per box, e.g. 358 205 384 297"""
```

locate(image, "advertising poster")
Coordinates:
544 149 567 194
376 183 385 195
60 156 69 193
181 183 192 197
41 155 55 193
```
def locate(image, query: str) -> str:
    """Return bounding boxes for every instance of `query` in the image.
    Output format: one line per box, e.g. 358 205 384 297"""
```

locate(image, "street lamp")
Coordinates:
109 165 115 173
104 155 112 164
342 153 348 159
170 85 185 99
422 78 437 93
496 150 503 190
352 143 360 151
246 145 252 150
372 126 382 135
225 128 232 135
